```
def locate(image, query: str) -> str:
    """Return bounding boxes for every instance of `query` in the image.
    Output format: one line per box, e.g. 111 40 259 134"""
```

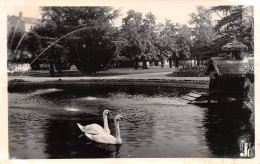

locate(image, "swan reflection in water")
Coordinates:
79 134 122 158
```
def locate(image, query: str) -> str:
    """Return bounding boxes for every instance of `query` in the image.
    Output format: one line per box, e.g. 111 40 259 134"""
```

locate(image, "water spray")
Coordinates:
10 26 98 88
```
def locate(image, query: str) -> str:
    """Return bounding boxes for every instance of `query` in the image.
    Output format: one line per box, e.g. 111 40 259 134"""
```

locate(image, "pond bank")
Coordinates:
8 78 209 90
8 71 209 90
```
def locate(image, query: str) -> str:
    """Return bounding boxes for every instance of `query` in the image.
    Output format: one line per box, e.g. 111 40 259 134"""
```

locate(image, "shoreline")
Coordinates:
7 70 210 90
8 78 209 90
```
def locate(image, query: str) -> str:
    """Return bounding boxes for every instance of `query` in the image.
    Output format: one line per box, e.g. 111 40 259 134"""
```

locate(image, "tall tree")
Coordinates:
189 6 216 47
120 10 156 69
153 20 178 68
189 6 216 64
210 6 253 53
211 6 243 38
31 7 120 74
175 24 193 68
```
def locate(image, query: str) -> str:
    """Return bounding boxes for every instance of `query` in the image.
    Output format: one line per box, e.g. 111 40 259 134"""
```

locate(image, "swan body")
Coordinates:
78 115 123 145
77 110 111 135
77 123 103 135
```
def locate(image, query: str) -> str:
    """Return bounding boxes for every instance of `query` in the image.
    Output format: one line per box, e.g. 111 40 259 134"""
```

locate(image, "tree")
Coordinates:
7 29 38 71
210 6 253 53
31 7 120 74
153 20 178 68
119 10 156 69
211 6 243 38
8 31 26 64
153 21 193 68
189 6 216 65
174 24 193 68
189 6 216 47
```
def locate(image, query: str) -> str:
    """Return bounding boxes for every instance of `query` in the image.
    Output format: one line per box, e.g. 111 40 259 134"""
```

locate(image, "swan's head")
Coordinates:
103 110 112 116
115 114 124 121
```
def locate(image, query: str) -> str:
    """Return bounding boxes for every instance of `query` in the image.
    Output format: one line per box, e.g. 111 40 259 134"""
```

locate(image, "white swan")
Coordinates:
78 115 124 144
77 110 111 134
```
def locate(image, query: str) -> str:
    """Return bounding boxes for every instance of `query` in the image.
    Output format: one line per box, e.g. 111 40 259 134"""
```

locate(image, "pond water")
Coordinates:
8 86 253 158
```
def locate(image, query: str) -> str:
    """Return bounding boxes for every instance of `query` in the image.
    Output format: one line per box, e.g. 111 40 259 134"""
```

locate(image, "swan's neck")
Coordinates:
103 114 110 133
114 120 122 144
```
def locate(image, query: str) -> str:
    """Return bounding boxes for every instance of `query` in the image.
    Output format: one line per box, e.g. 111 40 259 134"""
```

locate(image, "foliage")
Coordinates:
211 6 243 37
175 24 193 60
118 11 193 68
7 30 37 64
189 6 217 60
210 6 254 53
8 5 254 73
119 10 156 61
154 20 178 60
189 6 216 47
31 7 120 73
189 6 253 61
168 66 207 77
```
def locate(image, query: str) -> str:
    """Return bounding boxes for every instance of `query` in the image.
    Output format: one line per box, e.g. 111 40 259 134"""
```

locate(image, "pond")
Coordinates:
8 85 254 158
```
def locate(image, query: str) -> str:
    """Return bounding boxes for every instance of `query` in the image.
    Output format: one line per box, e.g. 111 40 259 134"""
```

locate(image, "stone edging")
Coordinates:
8 79 209 90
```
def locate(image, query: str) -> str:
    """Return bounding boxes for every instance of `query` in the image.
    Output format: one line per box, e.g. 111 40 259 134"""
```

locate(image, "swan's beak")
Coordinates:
108 111 112 116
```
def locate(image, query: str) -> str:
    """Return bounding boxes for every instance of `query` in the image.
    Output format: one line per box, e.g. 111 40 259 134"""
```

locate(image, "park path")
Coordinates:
8 71 209 82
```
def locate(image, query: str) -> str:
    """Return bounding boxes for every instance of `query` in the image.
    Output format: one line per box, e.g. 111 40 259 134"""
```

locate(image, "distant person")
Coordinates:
168 56 173 68
134 56 139 70
160 57 164 68
50 61 55 77
141 55 148 69
204 59 219 103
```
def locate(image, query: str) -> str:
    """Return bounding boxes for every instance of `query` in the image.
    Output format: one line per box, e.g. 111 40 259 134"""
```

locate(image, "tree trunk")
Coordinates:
169 58 172 68
58 58 62 73
50 61 55 77
161 59 164 68
135 59 139 70
142 60 148 69
175 59 179 68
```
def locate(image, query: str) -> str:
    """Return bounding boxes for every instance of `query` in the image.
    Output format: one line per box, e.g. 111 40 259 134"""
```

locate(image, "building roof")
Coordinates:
221 37 248 51
212 59 254 75
23 17 40 24
8 15 40 24
8 15 21 21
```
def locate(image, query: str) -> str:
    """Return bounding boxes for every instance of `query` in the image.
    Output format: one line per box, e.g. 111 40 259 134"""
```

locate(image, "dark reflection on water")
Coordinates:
8 86 253 158
202 103 254 158
43 118 122 158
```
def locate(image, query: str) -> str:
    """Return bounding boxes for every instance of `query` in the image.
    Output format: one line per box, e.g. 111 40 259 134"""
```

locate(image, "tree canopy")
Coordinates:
119 10 156 61
210 6 253 53
30 7 120 73
8 5 254 73
189 6 253 61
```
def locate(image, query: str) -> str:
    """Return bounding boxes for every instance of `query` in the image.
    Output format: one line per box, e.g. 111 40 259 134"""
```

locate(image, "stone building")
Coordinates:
204 37 254 113
8 11 40 34
7 11 41 72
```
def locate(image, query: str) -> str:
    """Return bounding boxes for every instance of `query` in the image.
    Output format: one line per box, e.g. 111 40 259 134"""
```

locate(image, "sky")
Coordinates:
7 5 203 27
7 6 42 19
112 5 200 26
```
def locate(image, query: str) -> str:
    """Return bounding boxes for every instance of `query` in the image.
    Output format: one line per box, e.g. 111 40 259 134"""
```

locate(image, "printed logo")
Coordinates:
239 139 254 158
